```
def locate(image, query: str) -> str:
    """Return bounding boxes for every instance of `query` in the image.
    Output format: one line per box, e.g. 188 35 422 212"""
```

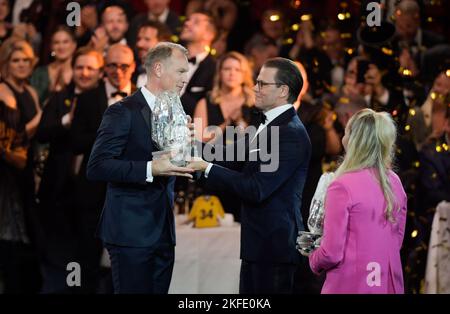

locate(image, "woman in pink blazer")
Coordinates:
307 109 407 294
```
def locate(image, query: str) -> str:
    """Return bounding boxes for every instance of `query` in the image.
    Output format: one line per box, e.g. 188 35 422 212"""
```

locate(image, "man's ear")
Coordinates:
280 85 290 100
153 62 162 78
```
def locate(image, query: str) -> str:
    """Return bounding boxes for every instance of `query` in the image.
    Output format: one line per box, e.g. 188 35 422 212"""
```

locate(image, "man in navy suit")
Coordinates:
188 58 311 293
86 42 194 294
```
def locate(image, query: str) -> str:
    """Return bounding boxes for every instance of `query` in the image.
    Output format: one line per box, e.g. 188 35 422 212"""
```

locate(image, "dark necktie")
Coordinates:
110 90 128 98
252 108 267 126
188 57 196 65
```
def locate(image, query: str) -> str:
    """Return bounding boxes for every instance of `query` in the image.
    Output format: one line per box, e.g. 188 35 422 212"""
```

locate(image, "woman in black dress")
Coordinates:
0 36 42 293
194 51 255 143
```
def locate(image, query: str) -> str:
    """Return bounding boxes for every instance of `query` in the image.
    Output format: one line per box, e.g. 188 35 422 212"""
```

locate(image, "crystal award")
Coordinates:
151 91 194 166
297 172 334 254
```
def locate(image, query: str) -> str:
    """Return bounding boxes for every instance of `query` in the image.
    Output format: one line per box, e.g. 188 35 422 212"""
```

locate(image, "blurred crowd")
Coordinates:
0 0 448 294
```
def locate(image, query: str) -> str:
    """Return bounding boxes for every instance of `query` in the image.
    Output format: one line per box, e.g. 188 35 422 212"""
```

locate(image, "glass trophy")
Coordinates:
151 91 196 166
297 172 334 254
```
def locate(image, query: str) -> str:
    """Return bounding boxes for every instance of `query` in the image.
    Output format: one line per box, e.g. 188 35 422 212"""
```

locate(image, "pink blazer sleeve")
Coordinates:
309 180 351 275
396 189 408 250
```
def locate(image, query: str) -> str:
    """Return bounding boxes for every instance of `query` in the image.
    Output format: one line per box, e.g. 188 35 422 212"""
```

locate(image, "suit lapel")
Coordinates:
135 89 161 149
131 89 151 132
140 102 151 132
185 54 211 91
247 107 296 167
252 107 296 144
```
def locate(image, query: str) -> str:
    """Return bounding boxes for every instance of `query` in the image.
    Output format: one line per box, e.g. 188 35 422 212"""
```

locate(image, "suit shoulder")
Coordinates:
284 115 309 137
119 90 145 111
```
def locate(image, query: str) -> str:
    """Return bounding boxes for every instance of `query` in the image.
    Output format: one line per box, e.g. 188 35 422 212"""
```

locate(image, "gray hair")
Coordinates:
144 42 188 73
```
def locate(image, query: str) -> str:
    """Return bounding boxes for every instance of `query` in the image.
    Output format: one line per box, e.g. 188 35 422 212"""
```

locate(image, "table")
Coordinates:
169 221 241 294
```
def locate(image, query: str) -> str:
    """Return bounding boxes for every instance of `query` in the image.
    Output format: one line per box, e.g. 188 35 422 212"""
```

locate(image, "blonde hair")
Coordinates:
335 108 399 222
0 36 38 78
210 51 255 106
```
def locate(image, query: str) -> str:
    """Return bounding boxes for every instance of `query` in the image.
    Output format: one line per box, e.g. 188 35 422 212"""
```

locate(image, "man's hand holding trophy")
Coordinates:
150 91 197 178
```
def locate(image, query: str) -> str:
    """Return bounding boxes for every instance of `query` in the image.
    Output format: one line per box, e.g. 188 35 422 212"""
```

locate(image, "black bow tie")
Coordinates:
252 108 267 125
110 90 128 98
188 57 196 65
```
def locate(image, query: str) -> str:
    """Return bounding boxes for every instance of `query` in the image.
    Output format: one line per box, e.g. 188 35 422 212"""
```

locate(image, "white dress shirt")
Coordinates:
136 73 147 88
205 104 294 177
141 86 156 183
105 79 132 106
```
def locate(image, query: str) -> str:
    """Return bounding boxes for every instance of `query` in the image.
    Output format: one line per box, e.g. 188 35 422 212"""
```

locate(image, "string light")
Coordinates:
446 69 450 77
409 109 416 116
402 68 413 76
301 14 312 22
436 145 442 153
382 47 393 56
337 13 345 20
270 15 280 22
405 125 411 131
411 230 418 238
341 33 352 39
414 161 420 168
291 24 300 31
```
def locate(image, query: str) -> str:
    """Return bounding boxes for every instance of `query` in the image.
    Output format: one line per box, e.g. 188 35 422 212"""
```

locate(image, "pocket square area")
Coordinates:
190 86 205 93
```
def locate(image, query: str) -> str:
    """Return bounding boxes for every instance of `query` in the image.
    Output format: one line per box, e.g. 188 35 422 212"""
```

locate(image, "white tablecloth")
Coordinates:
169 222 241 294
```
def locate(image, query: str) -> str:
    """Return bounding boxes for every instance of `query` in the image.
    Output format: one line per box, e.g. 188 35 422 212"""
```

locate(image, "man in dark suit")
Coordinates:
70 43 136 293
188 58 312 293
35 47 104 293
179 11 217 117
86 42 194 294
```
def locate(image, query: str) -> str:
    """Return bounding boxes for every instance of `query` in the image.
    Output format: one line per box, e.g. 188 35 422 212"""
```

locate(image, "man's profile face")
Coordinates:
160 49 188 94
254 66 281 112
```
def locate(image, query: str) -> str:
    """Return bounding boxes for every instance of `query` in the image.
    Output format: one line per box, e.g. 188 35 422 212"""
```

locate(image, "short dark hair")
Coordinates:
137 20 172 42
263 57 303 103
